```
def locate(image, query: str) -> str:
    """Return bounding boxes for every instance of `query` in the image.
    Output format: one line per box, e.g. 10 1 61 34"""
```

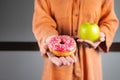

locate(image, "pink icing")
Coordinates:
48 35 76 52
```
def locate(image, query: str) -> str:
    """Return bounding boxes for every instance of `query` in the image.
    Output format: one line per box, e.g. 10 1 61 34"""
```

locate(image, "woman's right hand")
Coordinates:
47 52 76 66
41 36 77 66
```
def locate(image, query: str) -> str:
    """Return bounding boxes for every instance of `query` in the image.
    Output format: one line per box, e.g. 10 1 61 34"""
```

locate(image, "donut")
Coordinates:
48 35 76 56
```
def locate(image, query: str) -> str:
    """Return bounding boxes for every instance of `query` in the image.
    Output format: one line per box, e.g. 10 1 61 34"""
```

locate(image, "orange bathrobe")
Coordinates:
32 0 119 80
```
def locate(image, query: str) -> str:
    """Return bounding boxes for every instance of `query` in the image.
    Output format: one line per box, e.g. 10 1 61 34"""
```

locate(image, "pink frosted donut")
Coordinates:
48 35 76 56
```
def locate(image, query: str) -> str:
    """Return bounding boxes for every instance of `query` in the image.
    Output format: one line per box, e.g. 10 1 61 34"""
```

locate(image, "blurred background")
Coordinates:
0 0 120 80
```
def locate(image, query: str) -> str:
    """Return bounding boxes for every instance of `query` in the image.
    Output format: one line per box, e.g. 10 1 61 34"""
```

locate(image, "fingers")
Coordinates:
83 40 101 48
66 56 74 63
59 54 77 66
77 38 101 49
51 57 62 66
47 52 77 66
60 57 71 66
47 52 62 66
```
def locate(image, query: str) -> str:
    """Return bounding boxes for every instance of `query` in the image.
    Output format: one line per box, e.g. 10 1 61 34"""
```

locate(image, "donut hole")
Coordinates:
60 40 64 44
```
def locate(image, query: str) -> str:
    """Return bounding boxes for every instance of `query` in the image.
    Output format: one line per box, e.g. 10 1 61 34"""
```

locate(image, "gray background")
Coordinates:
0 0 120 80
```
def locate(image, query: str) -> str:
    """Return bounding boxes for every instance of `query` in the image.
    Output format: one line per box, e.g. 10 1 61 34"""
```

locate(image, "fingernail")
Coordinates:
67 63 70 66
63 62 66 65
55 62 60 66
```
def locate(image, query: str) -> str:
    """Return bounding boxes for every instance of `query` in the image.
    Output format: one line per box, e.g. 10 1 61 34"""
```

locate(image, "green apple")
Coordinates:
79 22 100 42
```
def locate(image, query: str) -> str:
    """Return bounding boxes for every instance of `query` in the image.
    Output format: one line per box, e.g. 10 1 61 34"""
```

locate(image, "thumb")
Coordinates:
40 43 48 54
99 32 105 42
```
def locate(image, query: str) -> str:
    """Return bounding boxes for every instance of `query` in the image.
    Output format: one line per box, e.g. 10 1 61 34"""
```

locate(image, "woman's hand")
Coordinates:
77 32 105 49
47 52 76 66
41 35 77 66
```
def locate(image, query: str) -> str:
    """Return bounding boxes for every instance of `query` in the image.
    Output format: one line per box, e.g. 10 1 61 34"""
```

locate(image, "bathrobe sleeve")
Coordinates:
32 0 58 56
98 0 119 52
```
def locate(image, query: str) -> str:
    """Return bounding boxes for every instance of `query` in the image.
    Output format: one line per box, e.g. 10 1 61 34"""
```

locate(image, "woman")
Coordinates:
32 0 119 80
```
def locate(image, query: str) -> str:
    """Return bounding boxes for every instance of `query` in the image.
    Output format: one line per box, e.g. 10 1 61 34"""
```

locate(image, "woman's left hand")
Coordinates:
77 32 106 49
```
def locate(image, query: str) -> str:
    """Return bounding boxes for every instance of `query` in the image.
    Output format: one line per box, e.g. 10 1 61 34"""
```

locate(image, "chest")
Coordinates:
49 0 103 21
